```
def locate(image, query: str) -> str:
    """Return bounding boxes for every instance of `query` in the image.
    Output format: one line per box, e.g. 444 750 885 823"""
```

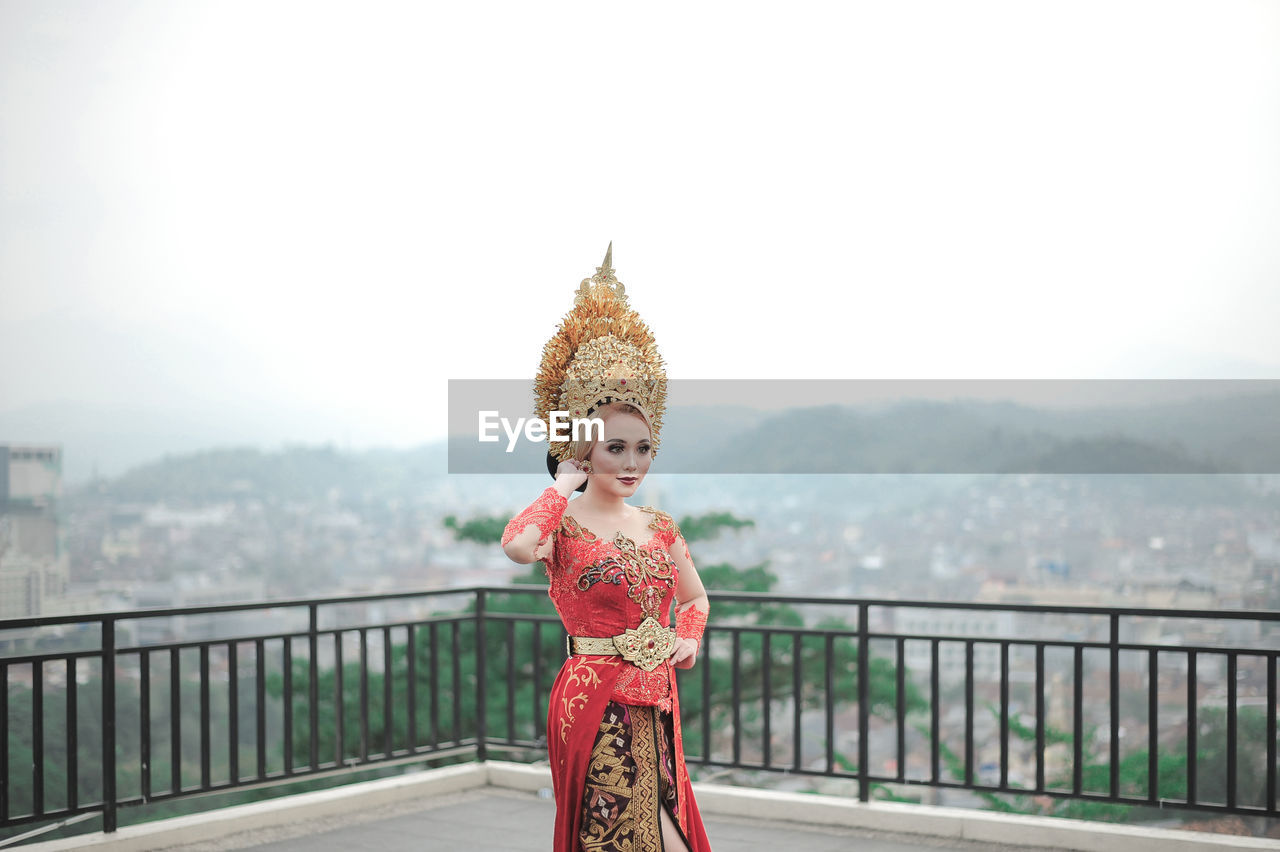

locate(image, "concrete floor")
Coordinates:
153 786 1065 852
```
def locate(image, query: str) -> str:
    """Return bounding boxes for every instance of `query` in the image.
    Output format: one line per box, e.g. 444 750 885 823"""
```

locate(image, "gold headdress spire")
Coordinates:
573 240 627 307
535 243 667 463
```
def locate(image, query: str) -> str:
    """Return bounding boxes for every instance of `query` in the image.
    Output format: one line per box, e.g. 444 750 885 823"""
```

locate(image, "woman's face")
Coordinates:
585 407 653 497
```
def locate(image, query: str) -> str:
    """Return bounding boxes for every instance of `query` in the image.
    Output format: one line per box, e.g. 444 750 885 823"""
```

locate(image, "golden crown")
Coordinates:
535 242 667 463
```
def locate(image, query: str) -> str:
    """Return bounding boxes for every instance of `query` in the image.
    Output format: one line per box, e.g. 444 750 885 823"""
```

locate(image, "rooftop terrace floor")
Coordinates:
152 786 1064 852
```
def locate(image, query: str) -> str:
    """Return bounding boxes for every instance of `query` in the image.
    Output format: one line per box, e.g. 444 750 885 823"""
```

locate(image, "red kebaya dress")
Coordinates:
503 486 712 852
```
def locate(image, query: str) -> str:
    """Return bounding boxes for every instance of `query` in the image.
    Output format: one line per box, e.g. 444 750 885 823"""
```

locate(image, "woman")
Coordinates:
501 246 712 851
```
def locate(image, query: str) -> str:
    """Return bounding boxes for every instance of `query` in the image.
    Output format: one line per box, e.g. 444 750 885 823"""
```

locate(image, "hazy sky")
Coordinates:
2 0 1278 451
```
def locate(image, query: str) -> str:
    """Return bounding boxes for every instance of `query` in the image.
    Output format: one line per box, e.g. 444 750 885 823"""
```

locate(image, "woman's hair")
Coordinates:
545 401 654 492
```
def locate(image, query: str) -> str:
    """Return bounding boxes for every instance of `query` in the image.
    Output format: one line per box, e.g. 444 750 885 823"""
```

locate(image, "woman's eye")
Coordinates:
640 445 651 454
609 445 623 453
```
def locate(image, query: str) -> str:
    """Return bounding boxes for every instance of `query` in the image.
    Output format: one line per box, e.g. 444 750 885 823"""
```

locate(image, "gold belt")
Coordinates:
566 616 677 672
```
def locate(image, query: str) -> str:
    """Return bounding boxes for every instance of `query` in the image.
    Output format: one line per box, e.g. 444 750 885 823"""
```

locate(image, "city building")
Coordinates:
0 443 69 618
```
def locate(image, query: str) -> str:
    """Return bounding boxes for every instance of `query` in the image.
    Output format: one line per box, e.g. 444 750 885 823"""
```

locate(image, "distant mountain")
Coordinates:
691 392 1280 473
75 443 449 504
39 388 1280 494
0 398 392 486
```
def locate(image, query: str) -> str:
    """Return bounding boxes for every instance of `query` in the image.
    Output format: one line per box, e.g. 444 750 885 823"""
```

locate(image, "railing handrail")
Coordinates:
3 583 1278 631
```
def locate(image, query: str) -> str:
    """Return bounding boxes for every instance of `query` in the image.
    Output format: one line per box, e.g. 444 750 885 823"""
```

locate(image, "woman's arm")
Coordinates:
501 484 570 564
500 463 586 564
668 532 709 669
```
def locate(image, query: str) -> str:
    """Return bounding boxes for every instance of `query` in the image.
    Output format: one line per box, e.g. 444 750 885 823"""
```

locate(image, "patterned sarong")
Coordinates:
579 701 687 850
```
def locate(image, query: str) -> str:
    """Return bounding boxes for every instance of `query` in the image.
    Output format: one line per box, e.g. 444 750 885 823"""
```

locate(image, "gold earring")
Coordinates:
581 461 592 474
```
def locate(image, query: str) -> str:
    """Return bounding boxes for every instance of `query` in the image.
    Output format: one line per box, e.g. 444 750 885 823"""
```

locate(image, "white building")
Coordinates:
0 444 70 618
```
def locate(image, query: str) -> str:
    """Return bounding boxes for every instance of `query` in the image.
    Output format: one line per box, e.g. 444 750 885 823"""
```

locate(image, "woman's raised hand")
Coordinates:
555 459 589 493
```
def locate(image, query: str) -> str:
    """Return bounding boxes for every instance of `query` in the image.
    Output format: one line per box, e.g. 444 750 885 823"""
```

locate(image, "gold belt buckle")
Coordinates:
612 616 677 672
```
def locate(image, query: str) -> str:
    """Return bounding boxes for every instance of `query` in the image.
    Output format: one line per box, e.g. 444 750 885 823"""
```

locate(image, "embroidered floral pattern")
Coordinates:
640 505 681 543
675 605 708 646
560 505 678 548
560 657 618 743
542 501 700 711
576 536 677 620
502 487 569 548
559 513 600 542
613 663 675 713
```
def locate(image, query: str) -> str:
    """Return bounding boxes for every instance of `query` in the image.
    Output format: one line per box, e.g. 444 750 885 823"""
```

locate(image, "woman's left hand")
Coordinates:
670 637 700 669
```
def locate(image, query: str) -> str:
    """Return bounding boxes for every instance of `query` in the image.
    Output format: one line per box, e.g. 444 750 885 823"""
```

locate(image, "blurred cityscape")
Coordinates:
3 440 1278 621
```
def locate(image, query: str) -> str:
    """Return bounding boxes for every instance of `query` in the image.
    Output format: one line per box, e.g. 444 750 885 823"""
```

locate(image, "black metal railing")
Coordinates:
0 587 1276 845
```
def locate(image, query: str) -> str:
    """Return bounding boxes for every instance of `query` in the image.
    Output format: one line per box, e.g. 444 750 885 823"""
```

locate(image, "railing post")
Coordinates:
101 616 117 833
309 604 319 771
1109 613 1119 800
857 602 869 802
475 589 487 762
